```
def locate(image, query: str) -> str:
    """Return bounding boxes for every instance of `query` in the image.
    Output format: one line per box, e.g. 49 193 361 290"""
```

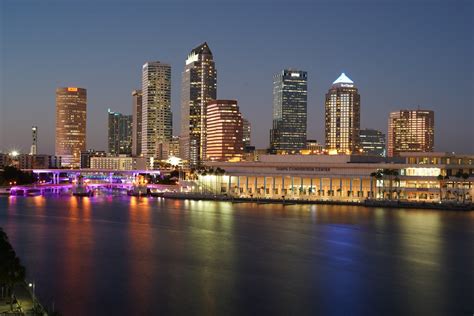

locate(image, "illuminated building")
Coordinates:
202 152 473 202
243 118 251 148
80 150 106 169
388 109 434 157
30 126 38 155
305 139 323 152
142 62 172 160
325 73 360 153
270 69 307 153
360 128 386 156
55 87 87 168
90 156 147 171
108 109 132 155
180 42 217 166
205 100 243 162
131 89 143 157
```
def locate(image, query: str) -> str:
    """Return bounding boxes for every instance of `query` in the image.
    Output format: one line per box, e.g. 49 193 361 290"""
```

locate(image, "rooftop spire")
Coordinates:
332 72 354 85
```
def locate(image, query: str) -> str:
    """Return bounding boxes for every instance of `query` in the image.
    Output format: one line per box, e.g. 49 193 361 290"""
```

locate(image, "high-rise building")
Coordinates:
108 109 132 155
360 128 386 156
206 100 243 162
131 89 143 157
242 118 251 148
141 62 172 160
325 73 360 154
388 109 434 157
269 69 307 153
30 126 38 155
180 42 217 166
55 87 87 168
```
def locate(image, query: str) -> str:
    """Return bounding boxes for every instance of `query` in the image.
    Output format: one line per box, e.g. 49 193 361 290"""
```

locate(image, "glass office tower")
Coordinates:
269 69 307 153
180 42 217 166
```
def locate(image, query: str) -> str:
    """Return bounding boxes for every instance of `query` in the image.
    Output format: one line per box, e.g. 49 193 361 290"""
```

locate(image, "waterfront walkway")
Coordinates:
0 282 45 315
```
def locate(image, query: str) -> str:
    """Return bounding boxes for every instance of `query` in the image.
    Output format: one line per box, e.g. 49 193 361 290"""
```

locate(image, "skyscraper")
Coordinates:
30 126 38 155
55 87 87 168
206 100 243 162
180 42 217 166
108 109 132 155
242 118 251 148
269 69 307 153
141 62 172 161
131 89 143 157
325 73 360 154
360 128 386 156
388 109 434 157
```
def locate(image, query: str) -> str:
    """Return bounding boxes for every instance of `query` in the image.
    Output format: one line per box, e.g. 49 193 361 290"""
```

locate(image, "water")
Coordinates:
0 196 473 315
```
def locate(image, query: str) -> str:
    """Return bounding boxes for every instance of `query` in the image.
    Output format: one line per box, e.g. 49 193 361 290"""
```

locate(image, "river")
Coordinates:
0 195 473 315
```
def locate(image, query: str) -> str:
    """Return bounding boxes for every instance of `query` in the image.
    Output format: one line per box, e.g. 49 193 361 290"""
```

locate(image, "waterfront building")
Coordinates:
18 154 61 169
55 87 87 168
388 109 434 157
142 62 172 160
108 109 132 155
205 100 244 162
199 152 473 203
30 126 38 155
243 118 251 148
80 150 107 169
325 73 360 154
360 128 386 156
131 89 143 157
90 156 147 171
270 69 307 153
180 42 217 166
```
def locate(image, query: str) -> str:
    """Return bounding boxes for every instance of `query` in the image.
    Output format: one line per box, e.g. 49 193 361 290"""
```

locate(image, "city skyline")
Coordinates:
1 1 473 154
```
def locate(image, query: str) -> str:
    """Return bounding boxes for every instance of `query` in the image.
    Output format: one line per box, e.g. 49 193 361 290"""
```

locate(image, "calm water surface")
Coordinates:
0 196 473 315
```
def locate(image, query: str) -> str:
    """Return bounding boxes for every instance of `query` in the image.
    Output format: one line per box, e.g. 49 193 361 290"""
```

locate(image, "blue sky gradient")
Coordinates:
1 0 473 154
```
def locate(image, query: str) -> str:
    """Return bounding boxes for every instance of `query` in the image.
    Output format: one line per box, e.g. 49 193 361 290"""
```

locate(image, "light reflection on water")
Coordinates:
0 196 473 315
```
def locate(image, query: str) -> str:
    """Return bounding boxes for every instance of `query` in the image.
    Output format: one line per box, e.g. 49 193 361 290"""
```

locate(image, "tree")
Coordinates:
0 228 26 312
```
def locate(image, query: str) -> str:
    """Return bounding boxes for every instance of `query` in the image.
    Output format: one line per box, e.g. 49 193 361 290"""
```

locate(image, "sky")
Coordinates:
1 0 473 154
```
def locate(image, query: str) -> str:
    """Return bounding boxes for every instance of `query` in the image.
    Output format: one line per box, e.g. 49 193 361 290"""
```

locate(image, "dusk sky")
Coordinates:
1 0 473 154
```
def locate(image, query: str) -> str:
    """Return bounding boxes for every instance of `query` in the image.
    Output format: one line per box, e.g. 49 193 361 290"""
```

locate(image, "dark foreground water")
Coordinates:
0 196 473 315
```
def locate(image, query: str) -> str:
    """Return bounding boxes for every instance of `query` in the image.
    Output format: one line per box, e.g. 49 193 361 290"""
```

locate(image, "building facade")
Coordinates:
30 126 38 155
90 156 147 171
242 118 251 148
55 87 87 168
131 89 143 157
142 62 172 160
205 100 244 162
180 42 217 166
388 109 434 157
198 152 473 203
80 150 107 169
360 128 386 156
18 154 61 169
325 73 360 154
108 109 132 155
270 69 307 153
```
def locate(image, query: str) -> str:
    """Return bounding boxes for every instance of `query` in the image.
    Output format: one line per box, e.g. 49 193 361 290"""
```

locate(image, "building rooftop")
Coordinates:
332 72 354 85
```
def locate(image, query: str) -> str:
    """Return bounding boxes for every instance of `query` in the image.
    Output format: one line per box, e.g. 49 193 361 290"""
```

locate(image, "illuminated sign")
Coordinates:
291 73 300 77
68 87 78 92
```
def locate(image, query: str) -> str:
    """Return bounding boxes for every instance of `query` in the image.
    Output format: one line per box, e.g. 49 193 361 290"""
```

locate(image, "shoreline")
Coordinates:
161 192 474 211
